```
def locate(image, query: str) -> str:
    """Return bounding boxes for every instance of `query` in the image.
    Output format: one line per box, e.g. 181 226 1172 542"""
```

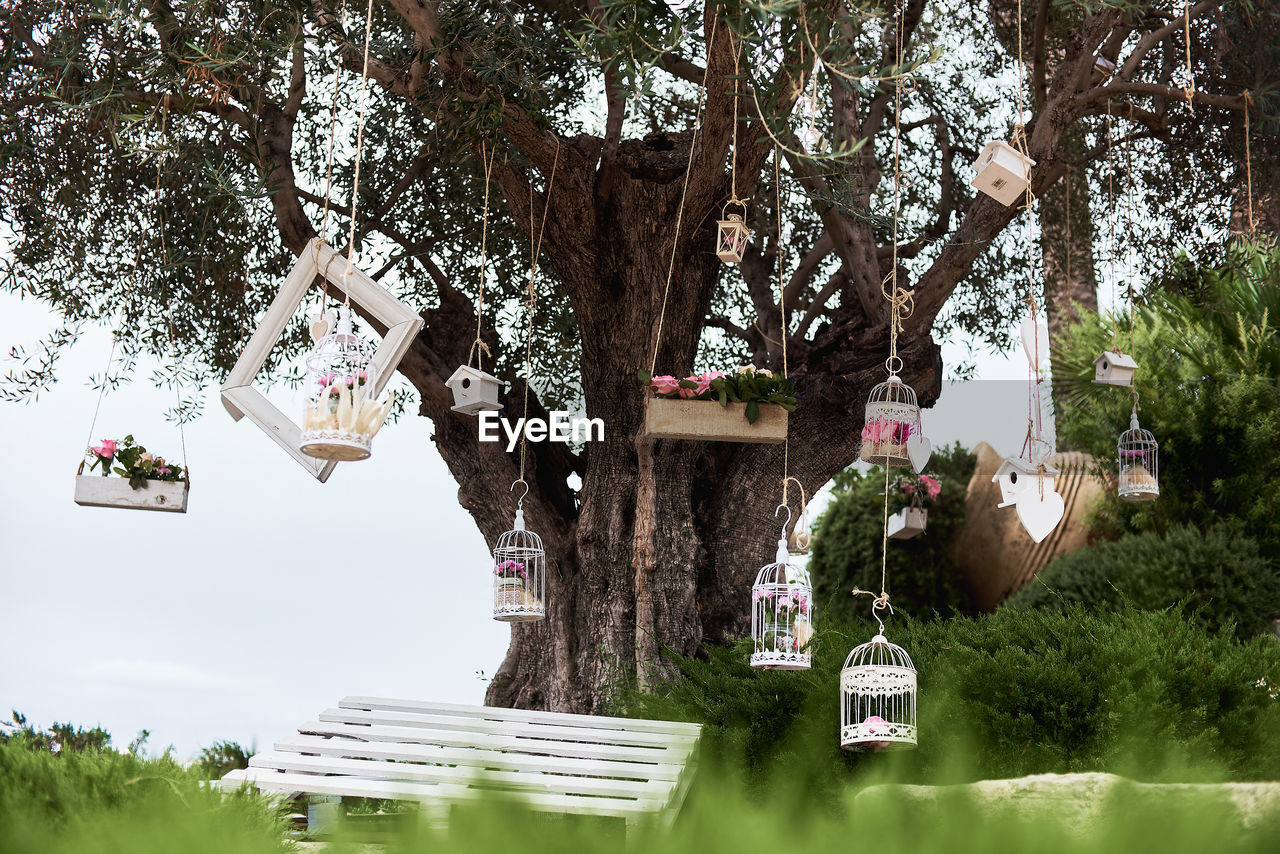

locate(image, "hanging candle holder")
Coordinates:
860 363 929 471
1118 407 1159 502
840 602 917 751
300 305 393 461
492 481 546 622
716 199 750 264
750 505 814 670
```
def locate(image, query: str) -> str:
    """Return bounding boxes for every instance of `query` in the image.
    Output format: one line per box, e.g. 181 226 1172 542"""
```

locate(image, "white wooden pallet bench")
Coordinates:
220 696 702 832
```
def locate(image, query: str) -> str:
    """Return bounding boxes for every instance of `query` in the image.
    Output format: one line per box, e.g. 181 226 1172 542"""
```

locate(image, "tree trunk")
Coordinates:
1041 127 1098 349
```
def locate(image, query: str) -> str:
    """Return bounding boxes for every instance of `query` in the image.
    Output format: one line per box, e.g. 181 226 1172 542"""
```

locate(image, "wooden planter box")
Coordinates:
74 463 189 513
643 398 787 444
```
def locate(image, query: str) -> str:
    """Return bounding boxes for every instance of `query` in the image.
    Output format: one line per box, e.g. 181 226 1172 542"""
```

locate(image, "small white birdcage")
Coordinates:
493 483 546 622
1118 410 1159 502
716 200 750 263
300 306 392 461
860 373 922 468
751 513 814 670
840 604 917 751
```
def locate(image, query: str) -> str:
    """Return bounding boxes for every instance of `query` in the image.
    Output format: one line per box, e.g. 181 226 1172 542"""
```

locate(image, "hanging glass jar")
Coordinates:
300 306 392 461
1117 409 1159 502
493 482 546 622
840 603 917 751
751 516 814 670
860 369 923 468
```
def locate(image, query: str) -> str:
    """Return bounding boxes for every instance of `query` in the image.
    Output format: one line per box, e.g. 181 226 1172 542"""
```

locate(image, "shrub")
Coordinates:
809 442 977 621
1003 523 1280 637
631 607 1280 791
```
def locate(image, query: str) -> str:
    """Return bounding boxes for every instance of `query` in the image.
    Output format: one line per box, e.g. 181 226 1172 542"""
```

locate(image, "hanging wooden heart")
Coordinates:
907 434 932 473
309 308 336 342
1015 486 1065 544
1020 316 1049 367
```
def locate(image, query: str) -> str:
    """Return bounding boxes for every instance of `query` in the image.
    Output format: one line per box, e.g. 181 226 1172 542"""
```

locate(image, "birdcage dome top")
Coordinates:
842 634 916 671
752 538 795 586
867 375 918 408
305 308 377 382
1119 412 1158 447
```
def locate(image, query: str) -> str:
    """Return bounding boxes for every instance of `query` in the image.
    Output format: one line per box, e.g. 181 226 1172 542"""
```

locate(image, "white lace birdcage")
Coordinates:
493 483 546 622
1118 409 1159 502
860 373 922 468
751 518 814 670
300 306 390 461
840 604 917 751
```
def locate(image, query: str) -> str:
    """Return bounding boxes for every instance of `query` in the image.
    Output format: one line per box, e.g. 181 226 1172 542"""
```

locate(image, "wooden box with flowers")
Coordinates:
74 436 188 513
640 366 795 444
887 472 941 540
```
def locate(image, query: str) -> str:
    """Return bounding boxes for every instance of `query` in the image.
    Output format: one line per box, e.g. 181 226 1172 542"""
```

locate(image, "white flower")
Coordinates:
757 368 773 378
735 365 755 375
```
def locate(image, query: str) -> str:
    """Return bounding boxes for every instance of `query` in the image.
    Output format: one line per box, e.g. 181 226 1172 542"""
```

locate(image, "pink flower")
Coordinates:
650 375 680 395
677 376 701 399
157 467 171 476
91 439 118 459
901 483 915 495
919 475 941 500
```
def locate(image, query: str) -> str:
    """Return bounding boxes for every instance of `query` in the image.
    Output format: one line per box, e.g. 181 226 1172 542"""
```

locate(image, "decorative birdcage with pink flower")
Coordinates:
493 482 546 622
750 531 814 670
859 374 923 468
840 603 917 751
300 306 394 461
1117 408 1159 502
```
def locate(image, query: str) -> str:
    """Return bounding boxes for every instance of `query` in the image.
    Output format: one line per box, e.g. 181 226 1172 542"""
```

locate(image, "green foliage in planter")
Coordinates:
1051 239 1280 556
638 368 797 423
1003 523 1280 637
808 442 977 621
629 607 1280 793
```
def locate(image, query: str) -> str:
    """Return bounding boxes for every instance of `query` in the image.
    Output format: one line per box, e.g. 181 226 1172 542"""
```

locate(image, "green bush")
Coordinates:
631 607 1280 789
1003 523 1280 637
809 442 976 621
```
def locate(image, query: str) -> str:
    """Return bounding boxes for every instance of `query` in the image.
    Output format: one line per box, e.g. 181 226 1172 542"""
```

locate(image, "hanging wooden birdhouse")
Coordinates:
991 456 1060 508
840 621 917 751
1093 350 1137 386
716 201 750 264
446 365 504 415
860 375 929 470
971 140 1036 206
1092 55 1117 83
1118 410 1159 502
750 536 814 670
888 506 927 540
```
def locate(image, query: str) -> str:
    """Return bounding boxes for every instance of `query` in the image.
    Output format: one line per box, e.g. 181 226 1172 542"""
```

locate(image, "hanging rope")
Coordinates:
315 0 350 302
1104 101 1119 349
729 24 741 206
517 140 561 484
341 0 378 284
1124 106 1137 358
1244 90 1255 235
469 142 497 369
648 14 720 376
1182 0 1195 112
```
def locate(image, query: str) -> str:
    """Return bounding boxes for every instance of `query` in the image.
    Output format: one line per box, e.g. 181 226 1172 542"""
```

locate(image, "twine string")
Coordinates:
518 139 561 483
342 0 378 285
1244 90 1255 234
470 142 497 369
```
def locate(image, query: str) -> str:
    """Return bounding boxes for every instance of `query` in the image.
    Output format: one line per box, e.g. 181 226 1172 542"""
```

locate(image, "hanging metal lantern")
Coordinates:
1118 409 1159 502
840 603 917 751
300 306 392 461
716 200 750 264
860 372 924 469
751 510 814 670
493 482 546 622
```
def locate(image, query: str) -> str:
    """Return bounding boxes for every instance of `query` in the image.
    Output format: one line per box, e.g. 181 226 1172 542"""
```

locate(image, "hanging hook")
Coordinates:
510 479 530 508
774 503 792 537
871 598 894 636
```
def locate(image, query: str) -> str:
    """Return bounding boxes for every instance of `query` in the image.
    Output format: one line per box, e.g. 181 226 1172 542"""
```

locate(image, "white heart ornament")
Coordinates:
1015 487 1065 544
907 434 932 473
1020 316 1049 367
309 308 336 342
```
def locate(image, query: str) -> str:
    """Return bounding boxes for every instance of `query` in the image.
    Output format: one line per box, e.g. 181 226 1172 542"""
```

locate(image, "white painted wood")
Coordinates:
445 365 503 414
223 697 701 830
272 734 685 781
339 696 702 736
317 707 696 749
888 507 927 540
971 140 1036 206
220 238 424 482
73 471 189 513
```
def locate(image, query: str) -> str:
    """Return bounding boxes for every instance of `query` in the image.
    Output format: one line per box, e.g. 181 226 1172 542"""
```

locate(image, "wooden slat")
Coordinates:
249 751 670 802
340 696 701 736
274 734 683 782
223 768 660 818
73 474 189 513
318 708 697 750
298 721 689 765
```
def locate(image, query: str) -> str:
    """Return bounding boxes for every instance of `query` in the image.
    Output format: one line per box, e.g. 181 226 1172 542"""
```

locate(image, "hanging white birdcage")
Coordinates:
1118 409 1159 502
493 483 546 622
751 508 814 670
716 200 750 263
840 604 917 751
860 372 925 469
299 306 392 461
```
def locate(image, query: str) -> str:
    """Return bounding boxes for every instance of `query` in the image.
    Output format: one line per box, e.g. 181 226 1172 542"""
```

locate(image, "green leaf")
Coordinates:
678 379 698 389
637 369 652 385
745 400 760 424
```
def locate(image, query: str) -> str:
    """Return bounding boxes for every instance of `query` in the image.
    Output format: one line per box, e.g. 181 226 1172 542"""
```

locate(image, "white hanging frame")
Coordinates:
220 238 423 481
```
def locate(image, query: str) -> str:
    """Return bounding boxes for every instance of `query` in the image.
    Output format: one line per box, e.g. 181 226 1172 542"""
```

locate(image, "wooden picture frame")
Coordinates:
220 238 423 482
